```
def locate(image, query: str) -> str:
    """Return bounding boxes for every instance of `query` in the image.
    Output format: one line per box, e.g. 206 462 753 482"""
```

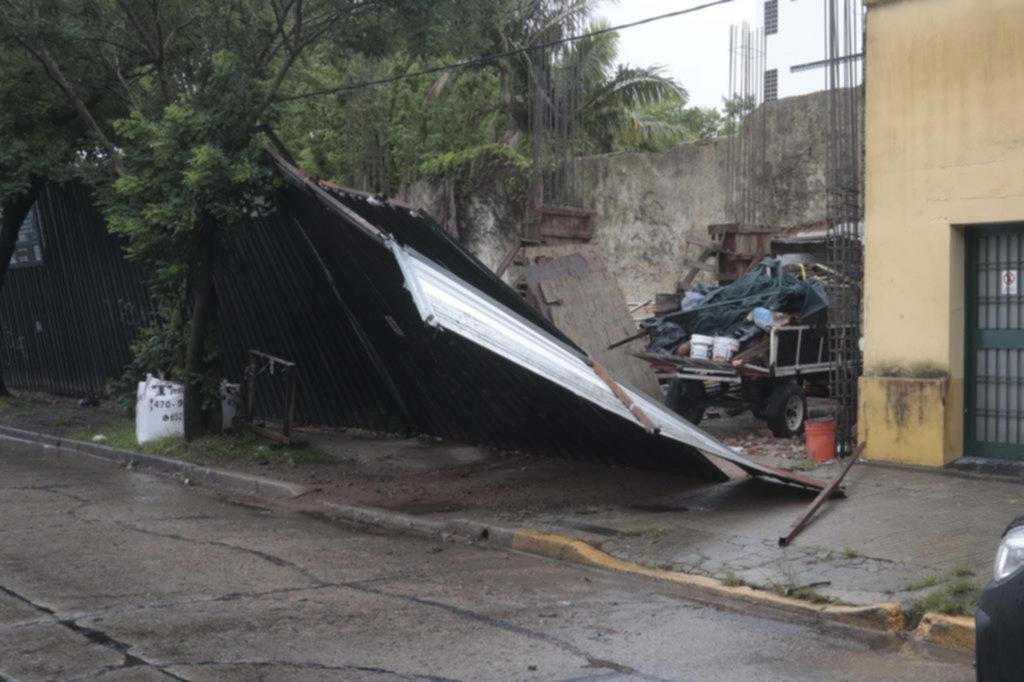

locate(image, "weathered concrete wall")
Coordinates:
579 89 835 302
400 89 842 303
577 140 724 303
401 169 524 274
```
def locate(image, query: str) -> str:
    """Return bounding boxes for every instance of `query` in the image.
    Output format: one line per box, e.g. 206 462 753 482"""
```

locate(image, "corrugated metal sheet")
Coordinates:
214 212 405 431
274 156 824 488
0 161 824 487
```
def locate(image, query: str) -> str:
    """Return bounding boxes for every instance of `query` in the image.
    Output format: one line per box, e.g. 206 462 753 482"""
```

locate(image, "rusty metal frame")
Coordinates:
236 350 297 446
778 442 865 546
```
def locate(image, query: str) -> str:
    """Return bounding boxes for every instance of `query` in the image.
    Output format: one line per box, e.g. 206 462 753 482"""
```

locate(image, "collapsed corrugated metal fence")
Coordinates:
0 157 823 488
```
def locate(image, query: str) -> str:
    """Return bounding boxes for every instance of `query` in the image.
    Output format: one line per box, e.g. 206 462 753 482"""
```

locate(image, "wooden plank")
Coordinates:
591 361 658 434
531 263 662 399
495 242 522 278
679 245 716 288
521 244 607 270
683 258 717 273
684 234 722 250
236 419 292 446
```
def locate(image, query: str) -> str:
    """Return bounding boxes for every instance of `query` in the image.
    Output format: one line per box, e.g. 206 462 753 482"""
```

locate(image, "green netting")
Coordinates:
662 258 829 336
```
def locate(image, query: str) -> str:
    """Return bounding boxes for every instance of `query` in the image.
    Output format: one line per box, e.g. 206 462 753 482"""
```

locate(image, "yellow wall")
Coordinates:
862 0 1024 466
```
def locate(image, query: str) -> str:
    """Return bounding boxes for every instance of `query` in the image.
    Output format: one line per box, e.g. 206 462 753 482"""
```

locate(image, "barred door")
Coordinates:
967 226 1024 460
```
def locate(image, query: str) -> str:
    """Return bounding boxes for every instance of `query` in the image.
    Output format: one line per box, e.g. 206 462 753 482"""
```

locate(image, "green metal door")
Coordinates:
966 225 1024 460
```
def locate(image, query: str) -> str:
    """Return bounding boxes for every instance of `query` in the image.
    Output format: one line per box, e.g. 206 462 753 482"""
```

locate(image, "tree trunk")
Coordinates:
0 179 45 396
182 219 218 441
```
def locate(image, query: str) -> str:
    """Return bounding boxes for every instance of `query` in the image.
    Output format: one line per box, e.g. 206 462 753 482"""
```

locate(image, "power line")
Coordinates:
274 0 735 103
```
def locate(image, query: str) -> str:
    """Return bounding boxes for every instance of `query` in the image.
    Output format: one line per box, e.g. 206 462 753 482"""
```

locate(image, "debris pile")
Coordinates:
628 256 835 438
640 257 829 366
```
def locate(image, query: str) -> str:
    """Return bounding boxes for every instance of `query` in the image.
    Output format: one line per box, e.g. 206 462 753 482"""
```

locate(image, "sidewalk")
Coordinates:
5 392 1017 623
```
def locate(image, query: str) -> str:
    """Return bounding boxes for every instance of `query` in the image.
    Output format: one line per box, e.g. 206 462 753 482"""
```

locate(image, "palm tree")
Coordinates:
427 0 594 145
427 8 691 153
558 24 688 152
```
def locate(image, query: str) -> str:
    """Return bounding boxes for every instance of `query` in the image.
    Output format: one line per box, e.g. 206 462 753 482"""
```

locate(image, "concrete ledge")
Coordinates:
913 613 976 652
0 426 307 499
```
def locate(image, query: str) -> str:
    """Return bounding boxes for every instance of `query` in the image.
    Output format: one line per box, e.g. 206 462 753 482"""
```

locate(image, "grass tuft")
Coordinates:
772 583 838 605
951 563 975 578
621 527 666 539
907 579 980 622
71 417 331 465
904 576 941 592
723 573 746 588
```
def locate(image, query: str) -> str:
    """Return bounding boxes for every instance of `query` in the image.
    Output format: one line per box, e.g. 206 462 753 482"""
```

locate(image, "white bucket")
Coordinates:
712 335 741 362
690 334 714 359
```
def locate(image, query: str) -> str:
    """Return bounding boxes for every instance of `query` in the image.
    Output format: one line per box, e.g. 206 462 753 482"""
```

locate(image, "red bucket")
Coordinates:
805 419 836 462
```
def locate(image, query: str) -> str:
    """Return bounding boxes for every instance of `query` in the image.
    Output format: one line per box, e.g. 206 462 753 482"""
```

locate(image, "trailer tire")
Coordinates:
665 379 706 426
766 383 806 438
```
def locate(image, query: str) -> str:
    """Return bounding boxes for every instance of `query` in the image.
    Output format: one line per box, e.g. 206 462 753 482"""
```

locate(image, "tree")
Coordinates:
3 0 452 439
0 34 121 394
556 23 686 153
720 93 758 136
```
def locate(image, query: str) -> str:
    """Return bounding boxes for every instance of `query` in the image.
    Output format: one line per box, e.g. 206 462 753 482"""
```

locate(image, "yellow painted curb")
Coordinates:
822 603 906 632
510 529 906 633
914 613 976 652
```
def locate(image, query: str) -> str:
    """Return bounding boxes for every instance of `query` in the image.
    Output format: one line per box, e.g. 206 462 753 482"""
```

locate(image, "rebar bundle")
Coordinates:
724 23 768 225
528 26 584 210
824 0 865 456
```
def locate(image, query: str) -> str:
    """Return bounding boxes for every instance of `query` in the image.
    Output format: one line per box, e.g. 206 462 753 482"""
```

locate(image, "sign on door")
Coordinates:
1001 270 1018 296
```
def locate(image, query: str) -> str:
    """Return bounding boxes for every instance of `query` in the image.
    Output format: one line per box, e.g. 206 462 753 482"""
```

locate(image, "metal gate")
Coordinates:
966 225 1024 460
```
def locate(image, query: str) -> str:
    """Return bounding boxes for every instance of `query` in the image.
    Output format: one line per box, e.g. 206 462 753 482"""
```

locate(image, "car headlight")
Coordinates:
995 526 1024 581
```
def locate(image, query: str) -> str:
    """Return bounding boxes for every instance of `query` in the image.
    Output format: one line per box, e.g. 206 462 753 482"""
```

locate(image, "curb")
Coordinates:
912 613 976 652
0 423 975 651
317 502 908 635
0 425 307 499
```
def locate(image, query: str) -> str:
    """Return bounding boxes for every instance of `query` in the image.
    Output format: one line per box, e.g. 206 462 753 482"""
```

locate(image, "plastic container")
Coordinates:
805 419 836 462
712 335 741 362
690 334 714 359
750 307 789 331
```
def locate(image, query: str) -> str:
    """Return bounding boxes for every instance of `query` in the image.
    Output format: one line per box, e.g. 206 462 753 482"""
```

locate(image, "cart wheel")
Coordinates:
766 383 807 437
665 379 706 426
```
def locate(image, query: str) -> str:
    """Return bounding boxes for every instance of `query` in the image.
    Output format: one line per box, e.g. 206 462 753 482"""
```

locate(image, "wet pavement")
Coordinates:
0 439 973 681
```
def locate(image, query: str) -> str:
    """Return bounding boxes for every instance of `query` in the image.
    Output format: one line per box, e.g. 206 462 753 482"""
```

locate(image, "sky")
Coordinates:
596 0 761 109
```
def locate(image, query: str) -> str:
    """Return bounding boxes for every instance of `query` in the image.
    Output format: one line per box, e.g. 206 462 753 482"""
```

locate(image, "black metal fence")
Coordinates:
0 181 403 431
0 182 154 398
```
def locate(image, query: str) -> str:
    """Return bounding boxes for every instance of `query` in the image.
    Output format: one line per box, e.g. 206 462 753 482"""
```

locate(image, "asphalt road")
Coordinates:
0 439 973 682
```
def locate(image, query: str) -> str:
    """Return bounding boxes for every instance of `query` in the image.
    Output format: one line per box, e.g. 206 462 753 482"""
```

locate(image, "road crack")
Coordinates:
114 521 325 585
0 583 189 681
174 659 461 680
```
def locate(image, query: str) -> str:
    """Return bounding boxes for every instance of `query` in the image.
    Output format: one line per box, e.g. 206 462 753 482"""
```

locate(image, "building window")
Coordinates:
764 0 778 35
764 69 778 102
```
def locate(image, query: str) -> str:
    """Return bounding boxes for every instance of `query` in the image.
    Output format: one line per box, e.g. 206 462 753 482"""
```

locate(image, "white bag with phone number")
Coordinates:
135 374 184 444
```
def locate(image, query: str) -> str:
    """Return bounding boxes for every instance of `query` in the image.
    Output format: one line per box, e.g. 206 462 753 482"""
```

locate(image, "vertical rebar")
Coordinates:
825 0 865 457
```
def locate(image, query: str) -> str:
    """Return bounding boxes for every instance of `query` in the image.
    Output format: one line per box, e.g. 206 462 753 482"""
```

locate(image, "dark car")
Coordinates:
976 515 1024 681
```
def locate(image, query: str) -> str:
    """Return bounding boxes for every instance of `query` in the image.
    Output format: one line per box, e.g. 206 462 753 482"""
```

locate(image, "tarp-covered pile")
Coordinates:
641 258 829 362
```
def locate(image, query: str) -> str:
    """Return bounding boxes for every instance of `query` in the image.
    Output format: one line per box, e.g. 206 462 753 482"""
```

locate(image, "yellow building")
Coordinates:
860 0 1024 466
